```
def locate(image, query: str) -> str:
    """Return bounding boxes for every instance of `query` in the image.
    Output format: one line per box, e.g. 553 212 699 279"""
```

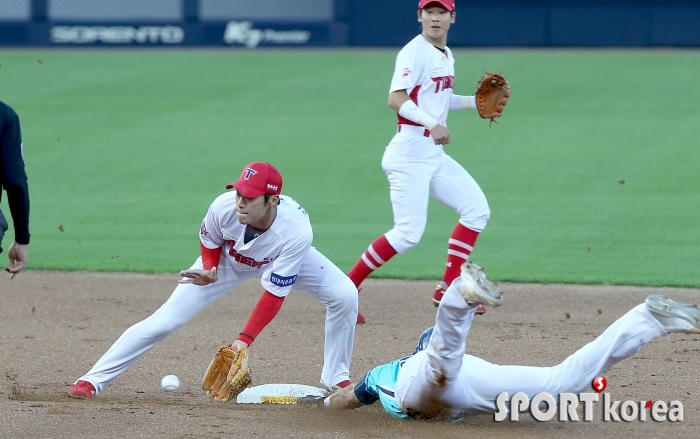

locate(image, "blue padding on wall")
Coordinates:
449 6 548 46
350 4 549 47
349 1 700 47
550 6 651 46
348 0 416 46
0 23 30 44
4 0 700 47
652 6 700 46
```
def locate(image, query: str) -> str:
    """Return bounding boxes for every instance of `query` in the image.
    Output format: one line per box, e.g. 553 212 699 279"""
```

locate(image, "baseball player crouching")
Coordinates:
327 261 699 420
69 162 357 399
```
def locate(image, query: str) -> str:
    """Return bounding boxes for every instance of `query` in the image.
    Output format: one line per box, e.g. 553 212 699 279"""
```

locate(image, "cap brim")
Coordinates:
420 1 454 11
227 181 265 198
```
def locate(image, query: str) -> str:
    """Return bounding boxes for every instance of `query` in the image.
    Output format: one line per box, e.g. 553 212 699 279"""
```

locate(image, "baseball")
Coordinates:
160 375 180 392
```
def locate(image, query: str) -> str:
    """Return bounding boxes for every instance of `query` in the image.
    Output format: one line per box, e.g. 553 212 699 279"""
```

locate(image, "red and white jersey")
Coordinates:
390 34 455 127
199 192 313 297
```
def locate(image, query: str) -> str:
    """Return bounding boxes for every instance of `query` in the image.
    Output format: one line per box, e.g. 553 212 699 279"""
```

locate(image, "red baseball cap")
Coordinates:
226 162 283 198
418 0 455 12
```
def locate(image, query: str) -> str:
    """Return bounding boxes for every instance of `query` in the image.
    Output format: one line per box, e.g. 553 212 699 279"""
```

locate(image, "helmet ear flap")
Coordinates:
413 326 435 355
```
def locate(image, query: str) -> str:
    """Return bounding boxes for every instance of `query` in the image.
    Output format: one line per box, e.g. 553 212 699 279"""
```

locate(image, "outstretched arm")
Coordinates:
327 384 364 410
179 242 221 285
449 94 477 110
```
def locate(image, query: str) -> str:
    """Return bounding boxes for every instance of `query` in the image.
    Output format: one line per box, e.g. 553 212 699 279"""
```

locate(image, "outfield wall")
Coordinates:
349 1 700 47
1 0 699 47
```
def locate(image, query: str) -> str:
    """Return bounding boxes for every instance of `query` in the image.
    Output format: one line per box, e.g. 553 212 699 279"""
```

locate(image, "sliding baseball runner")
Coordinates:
328 262 698 421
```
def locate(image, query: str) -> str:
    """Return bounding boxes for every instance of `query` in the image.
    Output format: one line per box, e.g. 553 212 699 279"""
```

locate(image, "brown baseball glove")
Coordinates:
475 73 511 126
202 346 252 402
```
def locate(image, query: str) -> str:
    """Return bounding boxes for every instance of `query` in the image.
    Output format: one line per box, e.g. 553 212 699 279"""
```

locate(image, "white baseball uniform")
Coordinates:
78 193 357 394
384 34 489 253
356 277 669 420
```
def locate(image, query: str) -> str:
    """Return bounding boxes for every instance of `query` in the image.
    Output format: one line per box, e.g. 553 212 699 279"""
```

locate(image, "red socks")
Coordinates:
442 224 479 285
348 226 478 289
347 235 398 287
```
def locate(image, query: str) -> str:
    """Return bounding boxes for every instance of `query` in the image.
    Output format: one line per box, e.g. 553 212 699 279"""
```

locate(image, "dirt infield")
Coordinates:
1 271 699 438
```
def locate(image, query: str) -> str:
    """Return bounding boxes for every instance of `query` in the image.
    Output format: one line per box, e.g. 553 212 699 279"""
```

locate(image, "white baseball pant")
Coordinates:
381 131 490 254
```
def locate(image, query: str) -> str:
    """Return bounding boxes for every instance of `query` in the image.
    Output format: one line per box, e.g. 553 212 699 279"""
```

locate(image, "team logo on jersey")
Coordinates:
432 75 454 93
223 239 273 268
226 244 271 268
200 222 209 236
243 168 258 179
270 272 297 287
401 67 412 78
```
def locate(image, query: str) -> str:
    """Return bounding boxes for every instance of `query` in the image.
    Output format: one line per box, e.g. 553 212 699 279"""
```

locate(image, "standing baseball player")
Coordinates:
0 100 30 278
69 162 357 399
327 261 700 420
347 0 508 322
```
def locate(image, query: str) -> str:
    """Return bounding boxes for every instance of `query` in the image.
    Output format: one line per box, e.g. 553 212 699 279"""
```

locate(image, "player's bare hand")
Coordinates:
328 384 363 410
429 124 450 145
178 266 218 285
230 339 249 350
5 242 29 279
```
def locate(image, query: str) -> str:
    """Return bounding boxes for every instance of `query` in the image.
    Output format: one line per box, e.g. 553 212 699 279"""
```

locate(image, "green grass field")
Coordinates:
1 48 698 287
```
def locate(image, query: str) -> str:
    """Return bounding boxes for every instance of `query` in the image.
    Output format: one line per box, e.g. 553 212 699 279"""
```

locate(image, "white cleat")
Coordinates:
645 294 700 334
457 261 503 308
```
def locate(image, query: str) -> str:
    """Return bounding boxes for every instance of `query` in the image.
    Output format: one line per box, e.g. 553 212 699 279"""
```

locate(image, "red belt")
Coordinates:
397 124 430 137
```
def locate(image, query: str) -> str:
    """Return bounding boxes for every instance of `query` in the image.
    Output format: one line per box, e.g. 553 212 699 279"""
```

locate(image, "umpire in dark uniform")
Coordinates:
0 100 30 278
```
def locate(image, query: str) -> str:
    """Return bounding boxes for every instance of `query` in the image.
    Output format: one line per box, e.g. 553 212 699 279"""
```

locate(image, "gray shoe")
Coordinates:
319 379 351 394
458 261 503 308
645 294 700 334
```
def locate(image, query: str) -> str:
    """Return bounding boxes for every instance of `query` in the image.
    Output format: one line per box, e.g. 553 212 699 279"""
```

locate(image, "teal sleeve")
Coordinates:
362 357 409 419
